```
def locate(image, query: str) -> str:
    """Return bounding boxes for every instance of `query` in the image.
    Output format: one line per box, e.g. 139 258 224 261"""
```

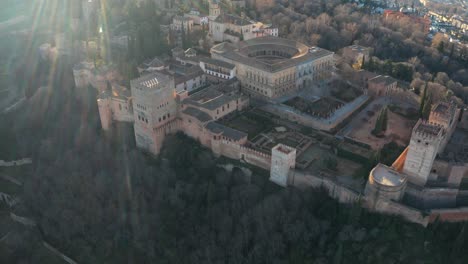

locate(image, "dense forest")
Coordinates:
0 56 468 263
252 0 468 103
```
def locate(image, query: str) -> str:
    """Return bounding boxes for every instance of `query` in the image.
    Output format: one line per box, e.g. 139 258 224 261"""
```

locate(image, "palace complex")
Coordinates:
71 1 468 227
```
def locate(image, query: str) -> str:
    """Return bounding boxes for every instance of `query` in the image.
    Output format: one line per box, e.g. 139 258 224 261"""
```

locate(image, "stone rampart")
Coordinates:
292 171 361 204
371 199 430 226
292 170 430 226
405 185 458 209
215 140 272 170
429 207 468 223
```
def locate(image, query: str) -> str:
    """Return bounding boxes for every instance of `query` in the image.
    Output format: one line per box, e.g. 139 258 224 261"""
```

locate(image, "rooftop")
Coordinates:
182 107 213 123
131 72 173 90
214 13 252 26
413 120 443 137
432 102 452 115
369 75 397 86
200 57 236 69
273 144 296 155
183 83 242 111
205 122 247 141
345 45 371 52
212 37 333 73
111 83 131 99
371 163 407 187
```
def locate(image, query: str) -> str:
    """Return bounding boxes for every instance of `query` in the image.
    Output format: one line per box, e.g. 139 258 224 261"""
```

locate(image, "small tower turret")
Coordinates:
209 0 221 19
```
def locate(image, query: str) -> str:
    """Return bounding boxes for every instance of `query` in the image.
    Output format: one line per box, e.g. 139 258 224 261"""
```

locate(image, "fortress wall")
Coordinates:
405 186 458 209
240 145 271 170
438 108 461 153
153 119 183 153
429 207 468 223
292 171 361 204
216 140 242 160
372 199 430 226
215 140 272 170
111 99 134 123
447 164 468 188
293 171 430 226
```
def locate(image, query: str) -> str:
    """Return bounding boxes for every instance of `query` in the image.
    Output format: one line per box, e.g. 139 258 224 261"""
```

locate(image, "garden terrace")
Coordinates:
284 96 344 119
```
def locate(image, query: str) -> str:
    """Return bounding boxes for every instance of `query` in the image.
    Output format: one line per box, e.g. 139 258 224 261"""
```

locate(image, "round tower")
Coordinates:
365 163 407 207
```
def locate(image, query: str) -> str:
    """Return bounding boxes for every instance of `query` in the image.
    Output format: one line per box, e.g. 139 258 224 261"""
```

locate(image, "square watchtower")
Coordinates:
402 120 444 186
270 144 297 187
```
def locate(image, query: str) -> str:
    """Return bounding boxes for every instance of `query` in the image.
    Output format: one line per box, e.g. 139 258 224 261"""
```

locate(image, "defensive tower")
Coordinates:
270 144 297 187
402 120 444 186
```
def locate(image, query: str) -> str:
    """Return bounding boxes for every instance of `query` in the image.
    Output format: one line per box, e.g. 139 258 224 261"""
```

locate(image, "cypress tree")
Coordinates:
381 107 388 131
419 81 428 118
373 107 388 135
422 95 432 119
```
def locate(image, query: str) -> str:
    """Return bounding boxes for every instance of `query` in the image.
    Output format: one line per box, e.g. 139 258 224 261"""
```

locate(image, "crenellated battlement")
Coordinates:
412 119 444 140
218 140 272 159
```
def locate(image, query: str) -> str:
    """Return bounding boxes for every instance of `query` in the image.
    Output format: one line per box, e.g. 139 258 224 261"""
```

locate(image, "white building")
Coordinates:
199 57 236 83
